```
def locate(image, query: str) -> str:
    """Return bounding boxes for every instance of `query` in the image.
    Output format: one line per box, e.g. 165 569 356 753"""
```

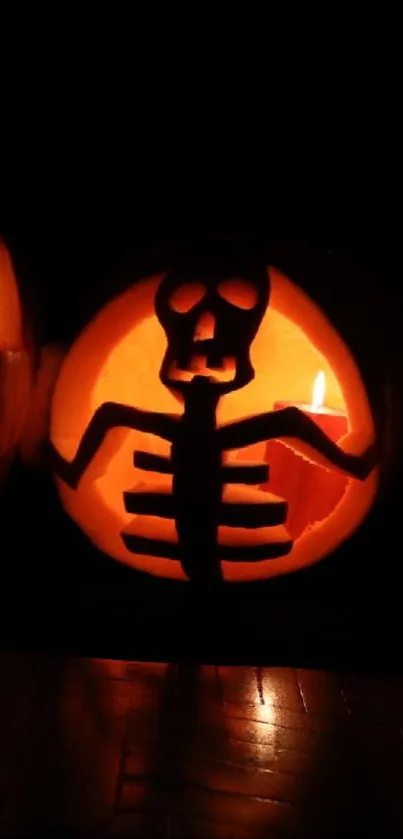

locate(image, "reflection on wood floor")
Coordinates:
0 652 402 836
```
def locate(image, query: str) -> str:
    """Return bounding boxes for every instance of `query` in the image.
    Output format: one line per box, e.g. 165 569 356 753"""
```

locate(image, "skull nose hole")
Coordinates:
194 312 216 340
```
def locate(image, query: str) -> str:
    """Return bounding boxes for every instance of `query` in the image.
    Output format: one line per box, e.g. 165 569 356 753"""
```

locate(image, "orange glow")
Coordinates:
50 267 378 582
0 240 31 467
311 371 326 410
19 343 66 464
0 240 24 349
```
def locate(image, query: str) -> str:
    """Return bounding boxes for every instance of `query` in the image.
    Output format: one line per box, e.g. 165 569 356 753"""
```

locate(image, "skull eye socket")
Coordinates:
169 282 206 313
217 278 258 310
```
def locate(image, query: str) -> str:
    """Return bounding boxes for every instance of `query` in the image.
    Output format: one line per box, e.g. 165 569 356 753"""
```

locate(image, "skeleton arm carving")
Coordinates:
218 406 377 480
48 401 178 489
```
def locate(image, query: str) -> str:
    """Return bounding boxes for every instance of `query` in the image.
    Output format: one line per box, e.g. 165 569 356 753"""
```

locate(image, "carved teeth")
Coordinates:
190 354 206 372
190 355 233 380
169 355 235 383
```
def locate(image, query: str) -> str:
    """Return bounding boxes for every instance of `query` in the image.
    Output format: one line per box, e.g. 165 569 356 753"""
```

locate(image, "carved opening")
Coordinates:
50 266 377 582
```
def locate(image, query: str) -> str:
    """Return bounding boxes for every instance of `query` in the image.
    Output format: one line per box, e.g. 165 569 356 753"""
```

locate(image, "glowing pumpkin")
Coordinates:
0 240 31 482
48 246 380 583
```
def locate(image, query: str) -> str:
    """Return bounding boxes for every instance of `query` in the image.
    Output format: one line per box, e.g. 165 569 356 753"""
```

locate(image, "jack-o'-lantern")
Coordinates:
0 240 31 483
48 244 382 583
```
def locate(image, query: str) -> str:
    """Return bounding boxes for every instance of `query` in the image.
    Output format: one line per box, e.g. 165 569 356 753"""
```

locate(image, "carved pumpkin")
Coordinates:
49 245 381 583
0 240 31 482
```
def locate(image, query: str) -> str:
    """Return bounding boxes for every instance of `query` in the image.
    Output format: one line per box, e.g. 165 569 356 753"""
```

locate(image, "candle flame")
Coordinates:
312 371 326 409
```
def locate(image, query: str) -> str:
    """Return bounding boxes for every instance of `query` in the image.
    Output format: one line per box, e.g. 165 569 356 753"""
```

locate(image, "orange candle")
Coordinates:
263 373 349 539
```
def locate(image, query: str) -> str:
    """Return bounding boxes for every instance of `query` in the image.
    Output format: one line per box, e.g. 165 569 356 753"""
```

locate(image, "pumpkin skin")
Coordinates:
49 244 386 583
0 240 31 483
18 343 66 467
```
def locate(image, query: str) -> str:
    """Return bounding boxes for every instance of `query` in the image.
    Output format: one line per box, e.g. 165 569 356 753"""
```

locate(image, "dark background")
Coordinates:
1 14 402 342
1 16 402 667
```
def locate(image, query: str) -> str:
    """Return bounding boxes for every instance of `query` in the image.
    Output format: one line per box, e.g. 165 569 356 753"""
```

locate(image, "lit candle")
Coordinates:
263 373 349 539
274 371 348 439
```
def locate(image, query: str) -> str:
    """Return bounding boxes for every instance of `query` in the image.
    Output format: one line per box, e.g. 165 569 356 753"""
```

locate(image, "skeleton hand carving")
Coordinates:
218 406 376 480
48 402 178 489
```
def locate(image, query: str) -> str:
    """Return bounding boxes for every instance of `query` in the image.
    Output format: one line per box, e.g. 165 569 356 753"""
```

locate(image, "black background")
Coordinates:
1 14 402 342
1 15 402 666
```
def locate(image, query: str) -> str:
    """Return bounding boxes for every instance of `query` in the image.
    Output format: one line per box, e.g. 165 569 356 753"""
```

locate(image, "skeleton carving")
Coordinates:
49 253 376 583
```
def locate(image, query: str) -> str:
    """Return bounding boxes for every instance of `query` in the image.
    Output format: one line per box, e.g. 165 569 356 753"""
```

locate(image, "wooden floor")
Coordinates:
0 653 402 837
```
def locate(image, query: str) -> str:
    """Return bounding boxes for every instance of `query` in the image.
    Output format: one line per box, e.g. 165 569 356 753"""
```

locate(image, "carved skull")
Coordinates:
155 253 270 394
